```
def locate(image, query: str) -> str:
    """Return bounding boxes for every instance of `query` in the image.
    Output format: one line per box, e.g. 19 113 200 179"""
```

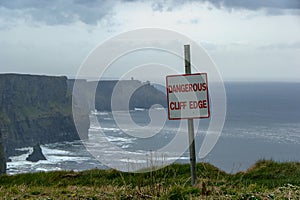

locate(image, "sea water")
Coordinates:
7 82 300 174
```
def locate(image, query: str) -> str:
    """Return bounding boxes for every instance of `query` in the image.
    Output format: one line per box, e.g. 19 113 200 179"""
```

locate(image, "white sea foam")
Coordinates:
89 126 101 130
41 146 73 156
45 155 90 163
106 136 136 143
9 147 32 163
101 127 120 132
6 142 94 174
98 112 110 116
134 107 145 111
7 160 32 167
35 167 52 172
121 145 130 149
89 126 120 132
119 158 146 163
103 117 113 120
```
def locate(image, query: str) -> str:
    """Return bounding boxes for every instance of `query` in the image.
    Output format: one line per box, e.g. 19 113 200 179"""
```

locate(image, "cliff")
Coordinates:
0 74 89 157
68 79 167 111
0 130 5 174
129 81 167 110
0 74 165 160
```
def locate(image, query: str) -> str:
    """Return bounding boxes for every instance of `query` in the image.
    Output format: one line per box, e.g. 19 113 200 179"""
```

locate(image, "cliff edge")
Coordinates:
0 74 89 157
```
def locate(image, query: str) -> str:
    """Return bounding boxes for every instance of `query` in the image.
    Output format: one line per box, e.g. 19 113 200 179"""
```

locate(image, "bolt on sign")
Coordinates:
166 73 210 120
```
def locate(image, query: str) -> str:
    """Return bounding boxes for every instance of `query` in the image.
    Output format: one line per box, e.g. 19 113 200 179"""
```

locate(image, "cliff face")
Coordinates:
0 74 165 160
129 82 167 110
0 130 6 174
68 79 167 111
0 74 89 157
93 80 166 111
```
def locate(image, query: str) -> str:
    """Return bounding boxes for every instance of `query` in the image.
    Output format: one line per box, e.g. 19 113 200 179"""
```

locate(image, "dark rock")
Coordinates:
26 144 46 162
0 130 6 174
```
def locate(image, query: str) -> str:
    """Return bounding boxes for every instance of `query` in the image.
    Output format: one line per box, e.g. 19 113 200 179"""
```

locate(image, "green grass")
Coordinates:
0 160 299 199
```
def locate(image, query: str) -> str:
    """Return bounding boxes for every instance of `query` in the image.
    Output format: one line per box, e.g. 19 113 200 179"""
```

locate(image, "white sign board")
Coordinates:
166 73 210 120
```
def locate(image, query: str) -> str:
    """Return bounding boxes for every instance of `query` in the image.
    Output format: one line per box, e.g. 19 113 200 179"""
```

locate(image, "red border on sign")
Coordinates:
166 73 210 120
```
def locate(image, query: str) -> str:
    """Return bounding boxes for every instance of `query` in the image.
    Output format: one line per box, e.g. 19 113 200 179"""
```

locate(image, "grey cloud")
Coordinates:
152 2 164 12
207 0 300 10
0 0 299 27
150 0 300 13
0 0 52 9
0 0 117 25
150 0 174 12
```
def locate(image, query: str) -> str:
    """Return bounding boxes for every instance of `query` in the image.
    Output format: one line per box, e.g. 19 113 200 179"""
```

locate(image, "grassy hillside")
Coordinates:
0 160 299 199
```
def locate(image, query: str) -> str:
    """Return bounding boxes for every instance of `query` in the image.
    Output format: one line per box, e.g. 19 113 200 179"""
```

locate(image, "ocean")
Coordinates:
7 82 300 174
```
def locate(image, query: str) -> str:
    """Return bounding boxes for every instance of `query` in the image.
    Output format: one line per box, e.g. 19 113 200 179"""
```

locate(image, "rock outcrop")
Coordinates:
26 144 46 162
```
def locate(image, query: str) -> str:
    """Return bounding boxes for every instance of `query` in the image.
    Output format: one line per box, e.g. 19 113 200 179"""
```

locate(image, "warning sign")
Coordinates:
166 73 210 120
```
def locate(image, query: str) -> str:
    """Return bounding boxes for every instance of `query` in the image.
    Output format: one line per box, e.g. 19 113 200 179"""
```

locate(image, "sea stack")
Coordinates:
26 144 47 162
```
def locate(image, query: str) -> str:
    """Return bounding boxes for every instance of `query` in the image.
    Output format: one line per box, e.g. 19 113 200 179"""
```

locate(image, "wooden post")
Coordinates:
184 44 197 186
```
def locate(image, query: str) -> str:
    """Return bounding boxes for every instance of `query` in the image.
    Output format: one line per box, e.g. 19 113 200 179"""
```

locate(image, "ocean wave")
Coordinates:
106 136 136 143
9 147 33 163
41 146 73 156
45 155 91 163
223 124 300 144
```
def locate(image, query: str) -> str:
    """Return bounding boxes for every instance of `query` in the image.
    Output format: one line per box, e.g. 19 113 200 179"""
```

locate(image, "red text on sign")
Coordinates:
189 100 207 109
169 101 187 110
168 83 207 93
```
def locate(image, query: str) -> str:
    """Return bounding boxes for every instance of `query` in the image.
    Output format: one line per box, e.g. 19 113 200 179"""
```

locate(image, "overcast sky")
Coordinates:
0 0 299 81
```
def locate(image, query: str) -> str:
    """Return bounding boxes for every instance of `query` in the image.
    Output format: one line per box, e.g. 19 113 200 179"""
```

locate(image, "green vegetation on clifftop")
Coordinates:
0 160 299 199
